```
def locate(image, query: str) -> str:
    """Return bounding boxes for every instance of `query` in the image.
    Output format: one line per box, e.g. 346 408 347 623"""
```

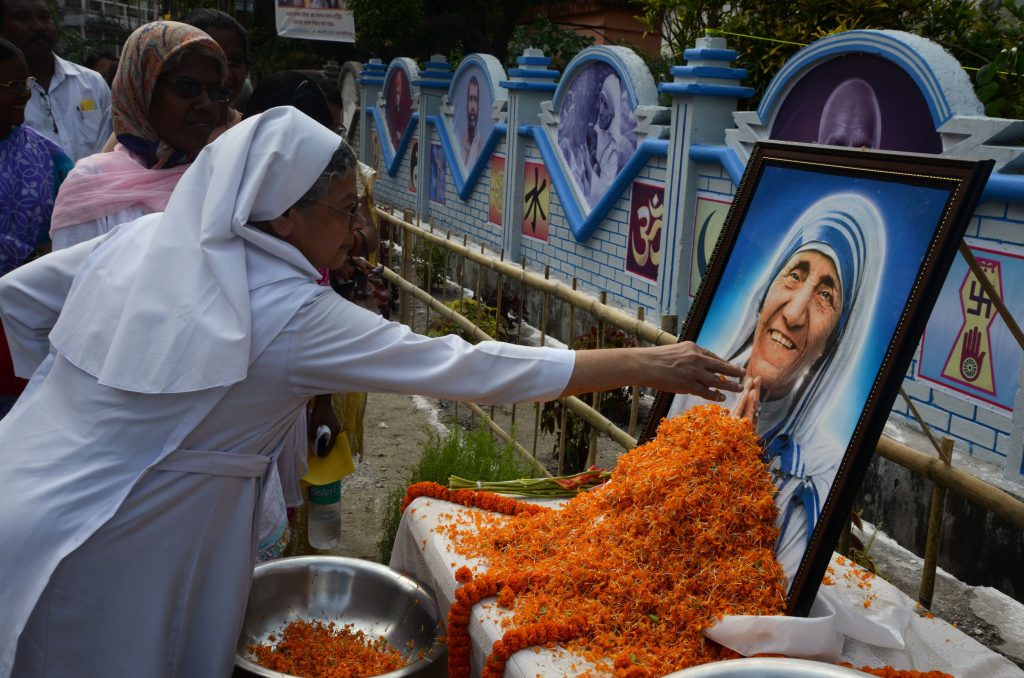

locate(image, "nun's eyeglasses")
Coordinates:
0 77 36 94
158 77 232 103
313 198 363 220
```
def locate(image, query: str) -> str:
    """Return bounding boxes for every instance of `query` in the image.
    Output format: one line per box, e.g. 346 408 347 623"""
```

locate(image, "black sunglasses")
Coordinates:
158 77 232 103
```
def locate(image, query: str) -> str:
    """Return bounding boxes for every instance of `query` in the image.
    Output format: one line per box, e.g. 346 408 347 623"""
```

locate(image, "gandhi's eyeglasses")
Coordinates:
313 198 362 219
0 77 35 94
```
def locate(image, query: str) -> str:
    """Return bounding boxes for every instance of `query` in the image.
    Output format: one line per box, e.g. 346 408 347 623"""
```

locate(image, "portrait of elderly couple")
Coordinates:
649 143 991 612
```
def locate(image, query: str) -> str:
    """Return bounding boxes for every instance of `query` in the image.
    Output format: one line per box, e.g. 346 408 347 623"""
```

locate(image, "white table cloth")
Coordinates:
391 496 1024 677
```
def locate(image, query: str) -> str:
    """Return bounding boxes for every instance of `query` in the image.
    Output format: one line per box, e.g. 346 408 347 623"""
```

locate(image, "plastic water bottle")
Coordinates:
307 479 342 549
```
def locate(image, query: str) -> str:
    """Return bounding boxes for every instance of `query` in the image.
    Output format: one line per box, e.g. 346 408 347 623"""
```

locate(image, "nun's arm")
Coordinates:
0 238 97 377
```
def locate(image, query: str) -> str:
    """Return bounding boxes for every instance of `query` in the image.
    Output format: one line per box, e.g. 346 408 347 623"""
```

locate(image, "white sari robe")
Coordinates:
0 233 573 678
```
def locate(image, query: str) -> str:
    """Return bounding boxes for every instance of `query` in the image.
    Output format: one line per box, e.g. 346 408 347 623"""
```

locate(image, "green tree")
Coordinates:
635 0 1024 119
506 16 595 71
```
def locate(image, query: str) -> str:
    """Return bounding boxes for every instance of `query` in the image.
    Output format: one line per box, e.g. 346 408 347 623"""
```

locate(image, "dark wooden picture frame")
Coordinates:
640 141 992 616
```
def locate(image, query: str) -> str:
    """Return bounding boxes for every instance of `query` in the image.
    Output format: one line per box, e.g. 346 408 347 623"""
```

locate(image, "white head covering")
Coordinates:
49 107 343 394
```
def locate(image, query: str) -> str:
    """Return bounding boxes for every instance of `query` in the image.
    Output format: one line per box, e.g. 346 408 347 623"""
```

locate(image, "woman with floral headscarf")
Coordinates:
668 193 885 585
48 21 229 250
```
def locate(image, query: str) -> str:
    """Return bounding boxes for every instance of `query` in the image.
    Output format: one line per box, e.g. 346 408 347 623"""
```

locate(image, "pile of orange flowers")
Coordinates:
247 619 407 678
405 405 789 677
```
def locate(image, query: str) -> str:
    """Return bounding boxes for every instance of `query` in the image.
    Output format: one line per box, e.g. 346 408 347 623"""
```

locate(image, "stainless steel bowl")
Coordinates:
235 556 445 678
663 657 870 677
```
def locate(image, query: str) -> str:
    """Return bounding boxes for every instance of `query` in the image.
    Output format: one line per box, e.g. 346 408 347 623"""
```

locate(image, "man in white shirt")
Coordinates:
1 0 112 162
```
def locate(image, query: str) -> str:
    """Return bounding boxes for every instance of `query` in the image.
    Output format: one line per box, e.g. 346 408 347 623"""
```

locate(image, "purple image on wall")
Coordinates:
770 54 942 153
556 62 638 209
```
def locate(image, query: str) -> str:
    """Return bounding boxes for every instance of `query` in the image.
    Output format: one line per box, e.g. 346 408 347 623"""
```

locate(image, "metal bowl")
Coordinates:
235 556 445 678
663 658 870 677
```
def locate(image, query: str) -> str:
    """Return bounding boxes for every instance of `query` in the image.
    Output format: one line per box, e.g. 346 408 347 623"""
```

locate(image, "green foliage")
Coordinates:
506 17 595 71
539 326 636 474
412 240 449 290
635 0 1024 119
376 421 533 563
427 297 509 342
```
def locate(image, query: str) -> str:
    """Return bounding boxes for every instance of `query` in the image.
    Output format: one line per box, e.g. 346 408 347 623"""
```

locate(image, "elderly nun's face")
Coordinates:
273 170 364 271
748 249 842 400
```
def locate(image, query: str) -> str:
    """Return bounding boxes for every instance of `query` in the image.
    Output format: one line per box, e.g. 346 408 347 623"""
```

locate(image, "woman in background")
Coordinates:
49 21 229 250
0 38 72 415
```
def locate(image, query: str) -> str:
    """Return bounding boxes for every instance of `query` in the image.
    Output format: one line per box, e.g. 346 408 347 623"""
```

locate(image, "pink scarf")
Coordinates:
49 145 188 233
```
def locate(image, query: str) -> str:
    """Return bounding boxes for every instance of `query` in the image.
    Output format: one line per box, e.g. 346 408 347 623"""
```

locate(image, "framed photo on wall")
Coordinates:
640 141 992 616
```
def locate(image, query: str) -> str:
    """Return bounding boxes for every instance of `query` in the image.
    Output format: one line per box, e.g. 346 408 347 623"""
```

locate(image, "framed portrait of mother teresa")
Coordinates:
641 141 993 617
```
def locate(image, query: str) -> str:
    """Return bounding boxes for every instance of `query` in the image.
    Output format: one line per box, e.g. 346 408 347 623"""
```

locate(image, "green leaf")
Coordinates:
986 98 1008 116
976 63 996 86
976 81 1000 101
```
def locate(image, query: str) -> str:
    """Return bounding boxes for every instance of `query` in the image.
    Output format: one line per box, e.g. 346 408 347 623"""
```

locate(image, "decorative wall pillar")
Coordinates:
499 49 559 261
414 55 453 224
658 36 753 328
357 58 385 162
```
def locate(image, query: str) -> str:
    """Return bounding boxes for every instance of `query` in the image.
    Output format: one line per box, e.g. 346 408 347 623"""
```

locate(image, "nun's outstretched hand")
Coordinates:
560 341 744 401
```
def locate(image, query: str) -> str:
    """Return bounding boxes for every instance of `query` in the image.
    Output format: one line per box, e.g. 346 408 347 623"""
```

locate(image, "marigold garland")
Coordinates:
401 481 551 517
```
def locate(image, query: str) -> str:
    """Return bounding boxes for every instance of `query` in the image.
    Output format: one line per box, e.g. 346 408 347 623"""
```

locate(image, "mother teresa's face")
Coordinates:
748 250 842 400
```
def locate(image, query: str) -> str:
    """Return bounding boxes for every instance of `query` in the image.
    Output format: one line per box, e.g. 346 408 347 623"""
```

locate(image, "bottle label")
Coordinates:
309 480 341 505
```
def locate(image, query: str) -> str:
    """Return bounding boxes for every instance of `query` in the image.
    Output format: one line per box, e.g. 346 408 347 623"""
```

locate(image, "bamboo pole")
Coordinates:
959 243 1024 351
533 265 551 460
874 436 1024 530
510 258 527 430
400 224 412 327
628 306 644 438
919 437 955 609
378 212 675 346
900 387 946 458
558 279 578 475
586 292 608 468
466 402 551 478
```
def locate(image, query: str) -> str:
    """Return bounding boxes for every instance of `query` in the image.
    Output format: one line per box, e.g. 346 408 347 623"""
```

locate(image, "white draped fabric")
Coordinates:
0 108 575 677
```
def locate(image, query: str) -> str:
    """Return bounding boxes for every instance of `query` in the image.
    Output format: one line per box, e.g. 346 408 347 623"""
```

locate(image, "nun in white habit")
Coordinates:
0 107 743 677
668 193 886 587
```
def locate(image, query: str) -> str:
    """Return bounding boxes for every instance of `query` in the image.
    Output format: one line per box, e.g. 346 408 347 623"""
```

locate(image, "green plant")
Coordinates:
975 45 1022 118
376 421 533 563
412 240 448 290
506 17 595 71
427 297 509 342
634 0 1024 119
539 325 636 474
